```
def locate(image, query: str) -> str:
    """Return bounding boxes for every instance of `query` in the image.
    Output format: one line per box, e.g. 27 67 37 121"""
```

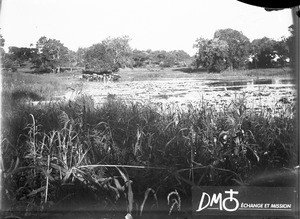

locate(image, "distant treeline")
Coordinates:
194 26 295 72
0 25 295 73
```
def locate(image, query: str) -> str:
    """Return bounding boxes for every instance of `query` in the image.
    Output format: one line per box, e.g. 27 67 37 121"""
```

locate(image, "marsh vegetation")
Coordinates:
1 67 297 219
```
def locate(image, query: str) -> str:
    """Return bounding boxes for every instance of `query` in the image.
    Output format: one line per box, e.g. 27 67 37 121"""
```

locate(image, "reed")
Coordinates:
1 91 297 216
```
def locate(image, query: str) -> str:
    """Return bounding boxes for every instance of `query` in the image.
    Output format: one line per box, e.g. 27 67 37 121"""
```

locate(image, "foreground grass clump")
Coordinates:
1 95 297 217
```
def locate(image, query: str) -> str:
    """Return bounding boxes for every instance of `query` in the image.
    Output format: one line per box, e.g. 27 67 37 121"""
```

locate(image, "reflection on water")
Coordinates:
279 78 296 84
208 81 249 87
206 78 295 90
207 78 295 87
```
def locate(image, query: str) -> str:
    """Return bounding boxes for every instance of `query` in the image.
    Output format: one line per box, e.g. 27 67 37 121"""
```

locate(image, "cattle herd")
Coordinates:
80 73 121 82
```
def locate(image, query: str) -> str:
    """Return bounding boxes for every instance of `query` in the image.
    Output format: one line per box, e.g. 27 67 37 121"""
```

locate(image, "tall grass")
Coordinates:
1 90 297 217
1 70 82 107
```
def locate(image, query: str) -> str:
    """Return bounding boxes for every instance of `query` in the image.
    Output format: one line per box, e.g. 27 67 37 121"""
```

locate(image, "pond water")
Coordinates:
57 76 296 114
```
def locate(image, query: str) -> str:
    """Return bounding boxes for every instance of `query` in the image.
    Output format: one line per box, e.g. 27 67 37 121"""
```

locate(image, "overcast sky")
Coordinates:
0 0 293 55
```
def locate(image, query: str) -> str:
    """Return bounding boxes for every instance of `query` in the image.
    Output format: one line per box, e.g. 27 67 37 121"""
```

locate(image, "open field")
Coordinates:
1 67 298 219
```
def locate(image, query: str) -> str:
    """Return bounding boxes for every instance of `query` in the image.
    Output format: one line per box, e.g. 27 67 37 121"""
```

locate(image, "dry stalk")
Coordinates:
44 155 50 203
140 188 158 216
167 189 181 215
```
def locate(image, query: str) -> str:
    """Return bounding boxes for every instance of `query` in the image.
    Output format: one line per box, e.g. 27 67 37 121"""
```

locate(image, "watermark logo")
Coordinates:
193 186 296 216
196 189 239 212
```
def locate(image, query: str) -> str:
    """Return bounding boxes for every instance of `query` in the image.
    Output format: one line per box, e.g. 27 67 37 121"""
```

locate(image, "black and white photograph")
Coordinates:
0 0 299 218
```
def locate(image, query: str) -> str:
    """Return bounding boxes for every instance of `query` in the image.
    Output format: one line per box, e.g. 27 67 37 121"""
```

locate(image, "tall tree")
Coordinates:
0 30 5 62
76 47 87 67
0 32 4 48
250 37 277 68
7 46 38 66
83 43 118 72
102 36 133 68
214 29 250 69
83 36 133 72
194 37 229 72
31 36 69 73
274 37 290 67
170 50 191 62
132 49 149 67
286 24 295 67
66 50 77 70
